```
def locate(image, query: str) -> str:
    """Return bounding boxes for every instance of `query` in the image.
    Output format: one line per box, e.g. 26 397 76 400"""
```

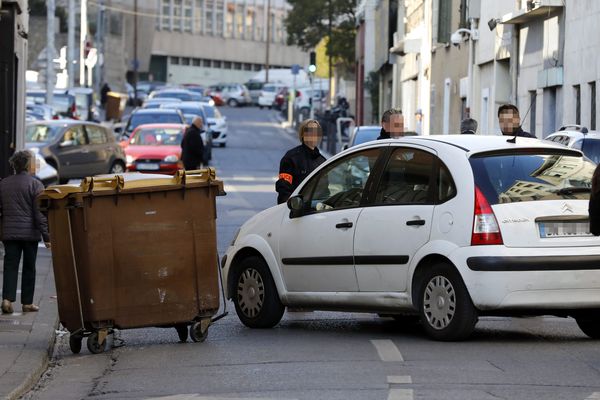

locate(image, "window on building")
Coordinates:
459 0 468 29
171 56 180 65
236 4 244 38
530 91 537 136
234 62 242 70
226 2 234 37
243 63 252 71
591 81 597 130
183 0 193 32
574 84 581 125
192 58 201 66
213 60 222 68
275 12 284 43
181 57 191 65
194 0 203 33
256 6 264 41
223 61 232 69
437 0 452 43
205 0 214 34
203 59 211 67
161 0 171 30
215 0 224 36
109 12 123 35
253 64 262 71
173 0 183 31
246 7 255 40
270 12 276 43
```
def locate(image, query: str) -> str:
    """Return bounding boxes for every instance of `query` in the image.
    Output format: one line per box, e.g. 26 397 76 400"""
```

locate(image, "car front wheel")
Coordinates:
109 161 125 174
227 99 239 107
418 262 477 341
232 256 284 329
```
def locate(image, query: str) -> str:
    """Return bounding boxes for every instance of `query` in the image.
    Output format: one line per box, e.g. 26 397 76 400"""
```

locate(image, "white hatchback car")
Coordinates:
222 136 600 341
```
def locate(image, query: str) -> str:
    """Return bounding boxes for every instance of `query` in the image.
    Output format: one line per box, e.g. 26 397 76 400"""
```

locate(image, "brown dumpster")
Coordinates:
39 169 226 354
105 91 127 121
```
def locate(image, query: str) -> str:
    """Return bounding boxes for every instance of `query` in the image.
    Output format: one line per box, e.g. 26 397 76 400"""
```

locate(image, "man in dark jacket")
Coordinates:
590 164 600 236
1 150 50 314
377 108 404 140
181 116 206 170
276 119 326 204
461 118 478 134
498 104 535 138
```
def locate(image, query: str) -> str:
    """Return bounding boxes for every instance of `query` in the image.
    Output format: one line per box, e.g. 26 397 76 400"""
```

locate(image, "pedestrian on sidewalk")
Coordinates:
461 118 478 134
590 164 600 236
181 116 206 170
498 104 535 138
1 150 50 315
276 119 326 204
377 108 404 140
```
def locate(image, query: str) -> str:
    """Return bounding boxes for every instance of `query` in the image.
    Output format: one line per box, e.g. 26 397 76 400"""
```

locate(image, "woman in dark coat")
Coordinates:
0 151 50 314
590 164 600 236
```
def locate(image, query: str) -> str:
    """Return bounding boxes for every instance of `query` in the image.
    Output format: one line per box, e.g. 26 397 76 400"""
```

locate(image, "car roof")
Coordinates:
27 120 100 127
162 101 205 108
547 130 600 139
132 108 181 114
132 123 186 131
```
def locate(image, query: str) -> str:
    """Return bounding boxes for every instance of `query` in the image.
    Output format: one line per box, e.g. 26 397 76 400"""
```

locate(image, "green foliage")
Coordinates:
284 0 356 74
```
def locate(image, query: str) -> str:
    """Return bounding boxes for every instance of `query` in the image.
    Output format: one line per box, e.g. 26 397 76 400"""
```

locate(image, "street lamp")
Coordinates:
451 18 479 118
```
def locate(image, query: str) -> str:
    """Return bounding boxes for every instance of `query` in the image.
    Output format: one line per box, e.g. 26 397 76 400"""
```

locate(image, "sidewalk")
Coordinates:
0 245 58 400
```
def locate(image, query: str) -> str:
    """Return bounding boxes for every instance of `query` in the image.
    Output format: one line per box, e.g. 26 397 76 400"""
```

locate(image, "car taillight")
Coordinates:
471 186 503 246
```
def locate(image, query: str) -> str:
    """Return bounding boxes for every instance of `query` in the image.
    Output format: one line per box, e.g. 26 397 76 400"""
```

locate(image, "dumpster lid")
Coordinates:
40 168 225 199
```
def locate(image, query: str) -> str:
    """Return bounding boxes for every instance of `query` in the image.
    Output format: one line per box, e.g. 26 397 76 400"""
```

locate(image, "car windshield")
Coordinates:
353 128 381 146
470 150 595 205
73 93 89 110
202 106 218 118
26 124 63 143
130 127 183 146
127 113 182 132
263 86 277 92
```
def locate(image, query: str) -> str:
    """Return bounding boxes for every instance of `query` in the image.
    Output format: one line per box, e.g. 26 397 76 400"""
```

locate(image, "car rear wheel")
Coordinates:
233 256 284 329
575 314 600 339
109 161 125 174
418 262 477 341
227 99 239 107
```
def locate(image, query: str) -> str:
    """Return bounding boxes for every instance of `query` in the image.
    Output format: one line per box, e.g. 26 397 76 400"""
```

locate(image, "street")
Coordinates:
21 107 600 400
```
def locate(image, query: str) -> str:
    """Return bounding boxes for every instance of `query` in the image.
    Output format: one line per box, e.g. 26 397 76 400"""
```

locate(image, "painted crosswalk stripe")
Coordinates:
387 375 412 384
387 389 414 400
371 339 404 362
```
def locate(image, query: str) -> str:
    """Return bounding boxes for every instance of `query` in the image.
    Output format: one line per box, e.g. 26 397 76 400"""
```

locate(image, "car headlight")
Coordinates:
230 228 241 246
163 155 179 163
126 155 134 164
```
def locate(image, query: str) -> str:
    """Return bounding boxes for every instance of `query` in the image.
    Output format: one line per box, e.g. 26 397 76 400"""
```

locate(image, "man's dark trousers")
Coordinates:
2 241 38 304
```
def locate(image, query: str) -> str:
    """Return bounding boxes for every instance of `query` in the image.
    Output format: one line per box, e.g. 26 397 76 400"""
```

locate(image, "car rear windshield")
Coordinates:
470 150 595 205
575 138 600 164
130 127 183 146
26 124 63 143
128 113 182 132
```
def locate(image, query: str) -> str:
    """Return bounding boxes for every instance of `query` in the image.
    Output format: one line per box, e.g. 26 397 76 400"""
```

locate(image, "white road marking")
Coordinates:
586 393 600 400
387 375 412 384
387 389 414 400
371 339 404 362
148 396 297 400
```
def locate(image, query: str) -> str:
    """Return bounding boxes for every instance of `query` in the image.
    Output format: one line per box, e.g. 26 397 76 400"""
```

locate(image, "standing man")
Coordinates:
590 164 600 236
498 104 535 138
460 118 478 134
377 108 405 139
276 119 326 204
181 117 206 170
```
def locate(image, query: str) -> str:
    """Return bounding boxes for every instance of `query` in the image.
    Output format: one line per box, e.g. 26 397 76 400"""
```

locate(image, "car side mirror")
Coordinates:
342 144 348 151
114 126 123 134
59 140 74 148
287 195 305 218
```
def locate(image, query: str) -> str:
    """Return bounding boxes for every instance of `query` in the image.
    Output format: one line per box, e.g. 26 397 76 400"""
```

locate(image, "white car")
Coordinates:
546 125 600 164
202 104 228 147
258 83 286 109
223 135 600 341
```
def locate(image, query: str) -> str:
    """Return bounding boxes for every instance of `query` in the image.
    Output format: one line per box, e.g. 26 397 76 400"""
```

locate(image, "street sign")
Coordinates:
131 58 140 70
291 64 301 75
85 48 98 68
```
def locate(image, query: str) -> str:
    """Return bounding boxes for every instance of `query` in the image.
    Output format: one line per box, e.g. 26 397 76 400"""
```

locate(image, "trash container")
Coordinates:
39 169 226 354
105 91 127 121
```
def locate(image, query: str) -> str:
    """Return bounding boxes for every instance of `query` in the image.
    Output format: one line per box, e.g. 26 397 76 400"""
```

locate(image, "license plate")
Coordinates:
136 163 160 171
538 221 592 238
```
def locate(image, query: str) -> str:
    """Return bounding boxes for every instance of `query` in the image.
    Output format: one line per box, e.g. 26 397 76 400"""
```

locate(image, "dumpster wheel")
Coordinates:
190 319 210 342
87 331 108 354
69 334 83 354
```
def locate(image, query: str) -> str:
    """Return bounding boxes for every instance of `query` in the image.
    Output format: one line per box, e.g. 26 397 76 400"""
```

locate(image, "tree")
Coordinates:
284 0 356 75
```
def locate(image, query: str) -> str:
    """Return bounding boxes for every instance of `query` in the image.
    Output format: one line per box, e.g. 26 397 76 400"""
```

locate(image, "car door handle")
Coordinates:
336 222 353 229
406 219 426 226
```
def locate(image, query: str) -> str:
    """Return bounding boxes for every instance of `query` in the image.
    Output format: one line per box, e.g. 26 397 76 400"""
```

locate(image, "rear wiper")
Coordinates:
554 187 591 195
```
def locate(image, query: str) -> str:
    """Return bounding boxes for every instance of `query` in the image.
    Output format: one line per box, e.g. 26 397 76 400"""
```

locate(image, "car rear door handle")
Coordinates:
336 222 353 229
406 219 426 226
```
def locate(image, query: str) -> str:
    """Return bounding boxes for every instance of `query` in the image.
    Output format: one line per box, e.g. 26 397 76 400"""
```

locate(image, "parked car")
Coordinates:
223 135 600 341
34 152 59 187
67 87 99 121
25 120 126 183
123 124 185 174
126 82 149 106
245 80 265 105
293 88 328 121
26 90 77 119
273 86 291 111
211 83 252 107
258 83 286 109
202 103 228 147
160 102 213 161
546 125 600 164
26 103 54 121
123 108 185 138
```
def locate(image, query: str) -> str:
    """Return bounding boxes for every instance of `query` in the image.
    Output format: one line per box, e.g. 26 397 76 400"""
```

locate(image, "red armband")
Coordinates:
279 173 293 184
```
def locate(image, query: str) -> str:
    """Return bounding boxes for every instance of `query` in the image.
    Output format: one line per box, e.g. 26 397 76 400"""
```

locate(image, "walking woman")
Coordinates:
590 164 600 236
1 150 50 314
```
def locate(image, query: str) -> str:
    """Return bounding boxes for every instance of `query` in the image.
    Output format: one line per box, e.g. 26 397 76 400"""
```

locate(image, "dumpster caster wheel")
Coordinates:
176 325 189 342
190 320 209 343
87 332 107 354
69 335 83 354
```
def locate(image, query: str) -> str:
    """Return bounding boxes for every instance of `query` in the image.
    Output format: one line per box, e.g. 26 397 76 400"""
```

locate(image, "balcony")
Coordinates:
501 0 564 25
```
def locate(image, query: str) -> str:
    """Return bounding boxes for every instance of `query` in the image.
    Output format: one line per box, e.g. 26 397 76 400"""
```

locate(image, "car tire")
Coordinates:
259 105 263 110
227 99 239 107
219 143 226 148
575 314 600 339
417 262 477 341
109 161 125 174
232 256 284 329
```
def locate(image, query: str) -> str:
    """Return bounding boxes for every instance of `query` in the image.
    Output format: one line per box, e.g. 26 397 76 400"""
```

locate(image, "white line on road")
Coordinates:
586 393 600 400
371 339 404 362
387 376 412 384
387 389 414 400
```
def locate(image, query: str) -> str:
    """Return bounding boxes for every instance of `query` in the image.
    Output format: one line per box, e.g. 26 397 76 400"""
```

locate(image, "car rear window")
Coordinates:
128 113 183 132
26 124 63 143
470 150 595 204
573 138 600 164
130 127 183 146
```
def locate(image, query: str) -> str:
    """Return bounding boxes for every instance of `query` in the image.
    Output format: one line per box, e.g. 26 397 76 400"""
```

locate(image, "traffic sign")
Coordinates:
291 64 301 75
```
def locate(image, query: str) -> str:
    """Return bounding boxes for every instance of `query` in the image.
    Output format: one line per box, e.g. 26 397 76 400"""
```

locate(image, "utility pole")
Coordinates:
133 0 139 104
80 0 88 86
67 0 75 88
265 0 271 83
95 0 105 92
328 0 333 106
46 0 55 105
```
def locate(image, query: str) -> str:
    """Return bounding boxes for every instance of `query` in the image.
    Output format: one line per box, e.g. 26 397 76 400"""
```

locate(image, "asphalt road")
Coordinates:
23 107 600 400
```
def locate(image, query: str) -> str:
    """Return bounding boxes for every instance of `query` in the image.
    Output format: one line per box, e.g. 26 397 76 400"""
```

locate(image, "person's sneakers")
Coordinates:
22 304 39 313
1 299 13 314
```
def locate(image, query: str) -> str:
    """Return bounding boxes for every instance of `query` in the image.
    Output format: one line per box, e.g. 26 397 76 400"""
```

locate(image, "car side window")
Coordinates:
86 126 107 144
61 126 88 146
437 161 457 203
300 149 381 212
374 148 435 205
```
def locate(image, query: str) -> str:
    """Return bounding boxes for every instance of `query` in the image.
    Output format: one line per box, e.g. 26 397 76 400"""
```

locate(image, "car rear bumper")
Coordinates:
127 163 180 174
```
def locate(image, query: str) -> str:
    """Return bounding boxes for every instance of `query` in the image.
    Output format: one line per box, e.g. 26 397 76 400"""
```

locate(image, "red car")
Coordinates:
123 124 186 174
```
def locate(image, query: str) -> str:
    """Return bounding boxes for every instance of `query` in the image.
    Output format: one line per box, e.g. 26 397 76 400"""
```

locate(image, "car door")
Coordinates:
85 125 111 174
55 125 91 179
278 148 383 292
353 146 438 292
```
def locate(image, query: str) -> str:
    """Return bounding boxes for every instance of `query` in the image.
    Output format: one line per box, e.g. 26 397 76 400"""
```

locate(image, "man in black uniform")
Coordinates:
181 116 206 170
377 108 404 140
498 104 535 138
276 119 326 204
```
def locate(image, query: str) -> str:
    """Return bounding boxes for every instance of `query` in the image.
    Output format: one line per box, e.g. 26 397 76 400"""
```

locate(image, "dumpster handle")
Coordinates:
211 254 228 324
67 209 86 332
